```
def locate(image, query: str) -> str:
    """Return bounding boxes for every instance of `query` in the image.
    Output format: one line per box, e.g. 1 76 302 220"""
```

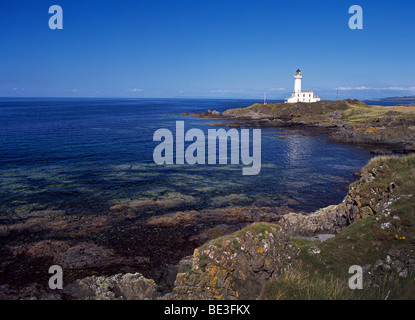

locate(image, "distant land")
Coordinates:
364 95 415 106
189 99 415 154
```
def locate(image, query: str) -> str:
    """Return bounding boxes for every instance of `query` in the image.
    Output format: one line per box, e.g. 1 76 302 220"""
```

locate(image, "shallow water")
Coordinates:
0 98 374 221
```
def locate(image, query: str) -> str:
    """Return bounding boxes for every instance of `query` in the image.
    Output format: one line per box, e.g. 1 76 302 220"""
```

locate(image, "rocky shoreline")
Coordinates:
1 100 414 300
186 99 415 154
2 152 414 300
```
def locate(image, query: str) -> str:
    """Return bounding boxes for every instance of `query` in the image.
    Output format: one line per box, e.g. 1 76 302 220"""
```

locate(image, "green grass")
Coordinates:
260 268 365 300
269 154 415 300
297 216 394 278
188 155 415 300
341 104 415 122
260 266 414 300
227 99 415 125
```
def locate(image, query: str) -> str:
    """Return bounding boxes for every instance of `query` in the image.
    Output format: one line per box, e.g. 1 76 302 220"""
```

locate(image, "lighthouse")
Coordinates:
294 69 302 93
285 69 320 103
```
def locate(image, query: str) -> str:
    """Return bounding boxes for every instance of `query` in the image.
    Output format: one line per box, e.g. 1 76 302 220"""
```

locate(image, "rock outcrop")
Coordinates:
327 124 415 152
110 192 199 213
278 162 401 237
167 223 298 300
64 272 157 300
189 100 415 153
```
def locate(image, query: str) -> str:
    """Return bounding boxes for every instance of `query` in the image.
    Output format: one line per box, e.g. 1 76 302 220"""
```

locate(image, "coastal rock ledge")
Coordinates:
64 273 158 300
165 223 297 300
279 162 401 237
2 155 414 300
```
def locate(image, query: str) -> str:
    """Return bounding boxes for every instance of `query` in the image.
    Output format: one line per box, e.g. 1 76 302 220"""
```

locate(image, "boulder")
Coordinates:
169 223 298 300
64 273 157 300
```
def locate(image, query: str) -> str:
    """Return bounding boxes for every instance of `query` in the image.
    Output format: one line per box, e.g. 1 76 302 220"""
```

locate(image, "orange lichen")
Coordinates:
365 126 380 134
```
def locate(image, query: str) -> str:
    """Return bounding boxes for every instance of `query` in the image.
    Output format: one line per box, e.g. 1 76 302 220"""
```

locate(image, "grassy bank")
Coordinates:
237 99 415 123
261 154 415 299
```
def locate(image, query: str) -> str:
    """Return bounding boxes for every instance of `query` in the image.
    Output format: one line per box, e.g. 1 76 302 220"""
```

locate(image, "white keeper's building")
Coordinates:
285 69 320 103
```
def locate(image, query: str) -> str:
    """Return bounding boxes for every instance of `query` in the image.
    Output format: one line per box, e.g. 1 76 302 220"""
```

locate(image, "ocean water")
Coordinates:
0 98 374 221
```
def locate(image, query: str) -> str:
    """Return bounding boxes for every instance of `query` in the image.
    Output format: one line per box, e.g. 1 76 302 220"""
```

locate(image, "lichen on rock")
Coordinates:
64 272 157 300
168 222 298 300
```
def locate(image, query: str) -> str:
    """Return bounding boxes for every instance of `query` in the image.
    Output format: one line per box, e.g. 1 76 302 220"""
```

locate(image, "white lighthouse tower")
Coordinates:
285 69 320 103
294 69 302 93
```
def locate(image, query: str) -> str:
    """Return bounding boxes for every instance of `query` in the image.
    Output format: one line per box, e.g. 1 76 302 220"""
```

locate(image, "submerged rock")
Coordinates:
145 206 292 227
110 204 128 211
11 241 149 270
0 283 62 300
210 194 251 207
11 240 70 259
189 224 246 245
112 192 199 213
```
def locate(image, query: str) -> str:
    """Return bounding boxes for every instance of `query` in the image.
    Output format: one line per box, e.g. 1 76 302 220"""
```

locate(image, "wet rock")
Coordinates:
54 243 149 270
55 243 119 269
12 241 150 270
0 283 62 300
0 226 10 237
11 240 70 259
118 192 199 213
20 210 66 219
189 224 244 244
156 192 198 209
210 194 251 207
110 204 128 211
1 213 112 239
146 206 290 227
370 149 393 155
146 210 199 227
73 216 111 236
128 199 156 210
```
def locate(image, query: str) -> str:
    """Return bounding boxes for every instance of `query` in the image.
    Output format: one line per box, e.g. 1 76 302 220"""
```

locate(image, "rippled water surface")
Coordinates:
0 98 374 220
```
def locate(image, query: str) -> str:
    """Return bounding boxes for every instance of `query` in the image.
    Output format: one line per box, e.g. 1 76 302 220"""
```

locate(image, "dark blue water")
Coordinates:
0 98 374 220
364 97 415 106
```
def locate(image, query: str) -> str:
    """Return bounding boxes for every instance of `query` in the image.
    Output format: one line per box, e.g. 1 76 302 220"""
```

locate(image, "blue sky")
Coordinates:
0 0 414 99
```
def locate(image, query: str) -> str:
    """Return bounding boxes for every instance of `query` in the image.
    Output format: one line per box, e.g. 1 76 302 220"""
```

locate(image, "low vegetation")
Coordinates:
261 154 415 300
225 99 415 124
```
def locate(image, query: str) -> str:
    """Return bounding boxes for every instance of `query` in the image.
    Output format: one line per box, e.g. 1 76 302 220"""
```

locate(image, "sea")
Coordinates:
0 98 375 222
